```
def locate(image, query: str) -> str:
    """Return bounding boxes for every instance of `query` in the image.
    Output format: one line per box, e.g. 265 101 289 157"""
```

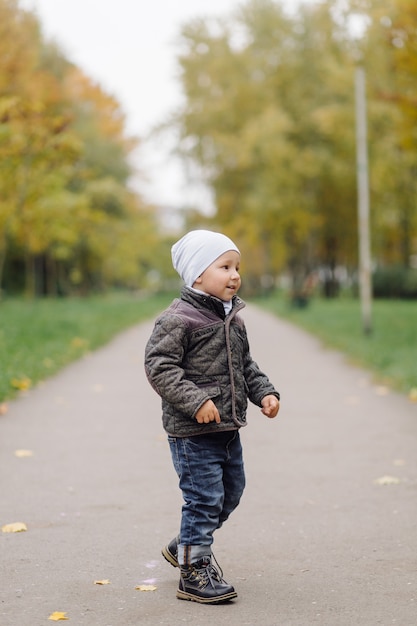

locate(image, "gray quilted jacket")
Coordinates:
144 286 280 437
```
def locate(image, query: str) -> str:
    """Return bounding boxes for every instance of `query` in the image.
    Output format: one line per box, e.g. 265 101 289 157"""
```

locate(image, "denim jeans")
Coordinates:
168 430 245 566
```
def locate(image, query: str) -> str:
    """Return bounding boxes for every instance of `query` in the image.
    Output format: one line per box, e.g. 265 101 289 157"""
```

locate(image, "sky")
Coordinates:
20 0 311 211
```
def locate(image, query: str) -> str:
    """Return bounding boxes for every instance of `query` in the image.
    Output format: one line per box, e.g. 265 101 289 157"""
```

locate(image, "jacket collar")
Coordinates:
180 286 245 319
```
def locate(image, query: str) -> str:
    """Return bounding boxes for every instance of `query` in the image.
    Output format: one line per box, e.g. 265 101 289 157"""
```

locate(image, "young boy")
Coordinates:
144 230 280 604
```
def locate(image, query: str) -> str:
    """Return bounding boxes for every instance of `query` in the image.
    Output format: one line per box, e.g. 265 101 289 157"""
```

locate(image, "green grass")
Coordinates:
0 292 173 402
253 294 417 396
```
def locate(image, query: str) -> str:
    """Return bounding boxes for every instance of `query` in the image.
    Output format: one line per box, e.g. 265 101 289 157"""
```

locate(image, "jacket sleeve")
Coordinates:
241 325 280 406
144 313 212 419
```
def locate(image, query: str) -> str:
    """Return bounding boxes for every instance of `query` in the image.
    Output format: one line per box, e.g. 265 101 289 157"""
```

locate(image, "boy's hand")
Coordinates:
195 399 221 424
261 395 280 418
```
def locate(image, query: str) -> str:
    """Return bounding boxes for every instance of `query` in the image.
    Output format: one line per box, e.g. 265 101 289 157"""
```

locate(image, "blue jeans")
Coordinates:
168 430 245 566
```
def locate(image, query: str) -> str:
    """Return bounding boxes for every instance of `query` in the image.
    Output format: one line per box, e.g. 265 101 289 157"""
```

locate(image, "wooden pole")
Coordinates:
355 65 372 334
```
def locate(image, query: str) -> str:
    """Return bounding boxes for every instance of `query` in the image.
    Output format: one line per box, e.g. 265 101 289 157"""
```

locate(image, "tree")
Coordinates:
357 0 417 268
0 0 161 297
175 0 359 293
173 0 417 294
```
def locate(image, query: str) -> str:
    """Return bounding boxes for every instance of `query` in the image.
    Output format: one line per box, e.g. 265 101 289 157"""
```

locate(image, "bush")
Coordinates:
373 266 417 299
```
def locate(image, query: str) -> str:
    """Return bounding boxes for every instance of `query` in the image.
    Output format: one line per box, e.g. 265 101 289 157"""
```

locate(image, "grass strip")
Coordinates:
0 292 173 402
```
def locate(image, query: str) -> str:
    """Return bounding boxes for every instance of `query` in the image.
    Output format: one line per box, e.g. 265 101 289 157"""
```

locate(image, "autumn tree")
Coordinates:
0 0 160 297
173 0 417 295
352 0 417 269
174 0 360 294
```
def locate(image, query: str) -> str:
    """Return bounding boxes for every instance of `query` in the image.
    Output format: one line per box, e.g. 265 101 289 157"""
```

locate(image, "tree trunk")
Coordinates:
25 252 36 298
0 237 7 297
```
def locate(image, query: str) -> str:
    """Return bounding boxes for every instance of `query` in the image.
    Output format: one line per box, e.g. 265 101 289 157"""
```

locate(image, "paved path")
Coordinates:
1 305 416 626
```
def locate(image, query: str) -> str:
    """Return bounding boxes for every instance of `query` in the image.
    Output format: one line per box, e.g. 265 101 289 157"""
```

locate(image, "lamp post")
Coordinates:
355 64 372 335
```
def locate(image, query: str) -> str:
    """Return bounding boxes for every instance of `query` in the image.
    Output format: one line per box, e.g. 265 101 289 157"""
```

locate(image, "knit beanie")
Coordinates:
171 230 240 287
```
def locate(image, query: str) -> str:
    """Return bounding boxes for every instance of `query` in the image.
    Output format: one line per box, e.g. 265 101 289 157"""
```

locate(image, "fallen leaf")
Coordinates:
135 585 157 592
374 385 389 396
374 475 401 486
70 337 88 349
48 612 69 621
94 579 110 585
15 449 34 458
408 388 417 403
1 522 27 533
11 377 32 391
0 403 8 415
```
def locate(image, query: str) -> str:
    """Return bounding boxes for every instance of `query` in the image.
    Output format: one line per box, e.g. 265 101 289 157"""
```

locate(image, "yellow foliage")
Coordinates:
48 612 69 621
14 450 34 458
1 522 27 533
374 476 401 486
408 388 417 403
11 377 32 391
70 337 88 349
94 579 110 585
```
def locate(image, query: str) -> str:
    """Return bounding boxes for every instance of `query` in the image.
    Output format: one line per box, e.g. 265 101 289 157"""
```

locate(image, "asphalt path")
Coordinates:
1 304 416 626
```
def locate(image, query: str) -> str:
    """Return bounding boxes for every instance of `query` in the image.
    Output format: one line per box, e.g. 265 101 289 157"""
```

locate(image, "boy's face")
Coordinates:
193 250 241 301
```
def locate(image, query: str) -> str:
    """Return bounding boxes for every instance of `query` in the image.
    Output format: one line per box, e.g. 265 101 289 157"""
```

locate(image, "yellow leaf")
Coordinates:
15 449 34 458
408 387 417 403
0 403 8 415
94 579 110 585
48 612 69 621
1 522 27 533
135 585 157 592
11 377 32 391
70 337 88 349
374 475 401 486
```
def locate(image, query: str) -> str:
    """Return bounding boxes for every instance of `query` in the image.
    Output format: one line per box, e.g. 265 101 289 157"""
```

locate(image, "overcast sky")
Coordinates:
20 0 312 211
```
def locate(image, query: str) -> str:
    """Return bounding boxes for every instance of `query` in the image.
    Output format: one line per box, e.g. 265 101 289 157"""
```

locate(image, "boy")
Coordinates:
144 230 280 604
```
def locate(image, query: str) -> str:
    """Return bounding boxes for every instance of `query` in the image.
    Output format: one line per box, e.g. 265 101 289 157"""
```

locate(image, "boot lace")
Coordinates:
194 554 225 588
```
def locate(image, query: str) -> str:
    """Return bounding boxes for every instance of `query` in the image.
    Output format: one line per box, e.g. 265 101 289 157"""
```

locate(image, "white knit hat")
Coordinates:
171 230 240 287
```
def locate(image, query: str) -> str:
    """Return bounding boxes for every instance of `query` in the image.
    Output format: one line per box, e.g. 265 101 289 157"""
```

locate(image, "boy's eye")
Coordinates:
220 263 239 271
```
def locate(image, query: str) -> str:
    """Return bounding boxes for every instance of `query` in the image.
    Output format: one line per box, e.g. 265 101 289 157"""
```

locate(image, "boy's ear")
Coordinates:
194 275 202 284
